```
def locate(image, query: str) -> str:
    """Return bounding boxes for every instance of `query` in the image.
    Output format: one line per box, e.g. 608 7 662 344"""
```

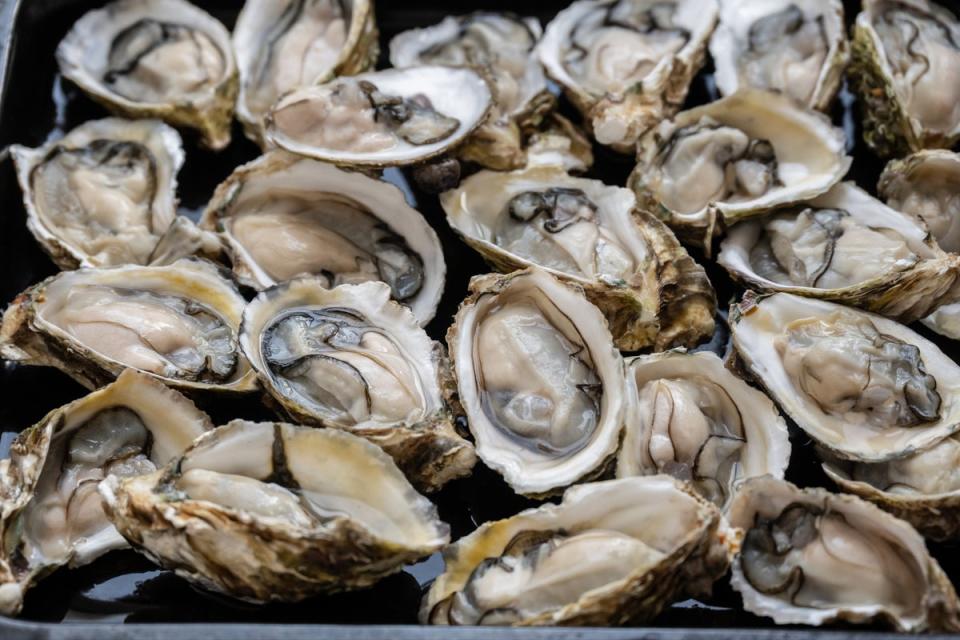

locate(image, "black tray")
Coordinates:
0 0 958 637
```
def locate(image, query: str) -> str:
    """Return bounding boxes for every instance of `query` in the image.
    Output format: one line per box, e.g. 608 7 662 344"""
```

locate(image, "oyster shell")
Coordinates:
200 151 445 325
56 0 238 150
536 0 719 151
629 89 850 248
421 475 733 626
0 369 211 615
100 419 449 602
239 278 475 492
446 269 625 497
729 476 960 631
879 150 960 253
0 259 256 394
616 350 790 510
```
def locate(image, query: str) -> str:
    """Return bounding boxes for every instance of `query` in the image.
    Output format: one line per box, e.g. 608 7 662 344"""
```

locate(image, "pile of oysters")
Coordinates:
2 0 960 631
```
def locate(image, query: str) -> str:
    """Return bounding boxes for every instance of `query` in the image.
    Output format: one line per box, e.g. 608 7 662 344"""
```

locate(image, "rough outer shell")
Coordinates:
56 0 238 150
421 475 735 626
0 370 212 615
99 420 449 603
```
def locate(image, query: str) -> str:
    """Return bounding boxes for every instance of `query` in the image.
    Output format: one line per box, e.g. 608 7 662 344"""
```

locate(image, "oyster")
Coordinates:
233 0 379 145
100 419 449 602
422 475 732 626
56 0 237 150
441 164 715 351
851 0 960 157
729 476 960 631
0 370 211 615
879 150 960 253
523 113 595 173
240 279 475 492
446 269 625 497
536 0 719 151
200 151 445 325
630 89 850 248
264 66 493 166
616 351 790 510
709 0 849 110
717 181 960 323
730 292 960 462
0 259 256 394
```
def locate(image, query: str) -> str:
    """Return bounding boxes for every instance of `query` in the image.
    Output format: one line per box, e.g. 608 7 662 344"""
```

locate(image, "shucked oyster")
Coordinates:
616 351 790 510
0 259 256 394
422 476 732 626
729 476 960 631
56 0 237 150
730 292 960 462
447 269 625 497
441 164 715 351
630 89 850 248
851 0 960 157
240 279 475 492
233 0 379 145
100 420 449 602
537 0 719 151
710 0 849 110
201 151 445 325
0 370 211 615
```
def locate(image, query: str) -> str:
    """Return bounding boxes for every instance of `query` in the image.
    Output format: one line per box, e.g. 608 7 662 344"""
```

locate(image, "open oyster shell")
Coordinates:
446 269 625 498
233 0 379 145
239 278 475 492
537 0 719 151
441 163 715 351
0 370 211 615
100 419 449 602
0 259 257 394
200 151 445 325
422 475 733 626
616 350 790 511
56 0 238 150
630 89 850 248
729 476 960 632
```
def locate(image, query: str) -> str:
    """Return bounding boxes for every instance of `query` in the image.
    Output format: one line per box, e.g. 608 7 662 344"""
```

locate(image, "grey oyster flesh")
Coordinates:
104 19 227 104
871 2 960 136
654 118 782 215
431 528 664 625
270 80 460 152
775 311 940 429
563 0 690 95
226 192 424 301
45 285 237 383
741 502 925 617
748 207 918 288
262 308 428 425
635 377 745 507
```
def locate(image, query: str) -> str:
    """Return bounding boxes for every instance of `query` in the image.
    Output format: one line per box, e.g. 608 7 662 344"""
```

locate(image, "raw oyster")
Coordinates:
441 164 715 351
233 0 379 145
616 351 790 510
536 0 719 151
851 0 960 157
523 113 595 173
717 181 960 323
0 259 256 394
710 0 848 110
446 269 625 497
200 151 445 325
0 369 211 615
730 292 960 461
239 279 474 492
100 419 449 602
879 150 960 253
265 66 492 166
422 475 733 626
56 0 237 150
630 89 850 248
729 476 960 631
